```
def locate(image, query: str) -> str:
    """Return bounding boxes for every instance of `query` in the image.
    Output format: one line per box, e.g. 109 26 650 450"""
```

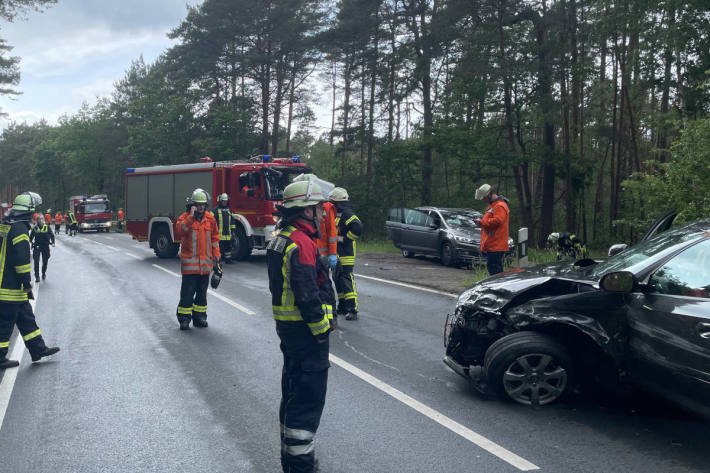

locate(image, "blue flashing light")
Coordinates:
263 155 270 163
126 168 135 173
292 156 300 163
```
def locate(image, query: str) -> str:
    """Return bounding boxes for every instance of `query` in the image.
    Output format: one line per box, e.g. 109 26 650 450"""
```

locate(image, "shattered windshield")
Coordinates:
440 210 480 229
590 227 705 278
263 167 312 201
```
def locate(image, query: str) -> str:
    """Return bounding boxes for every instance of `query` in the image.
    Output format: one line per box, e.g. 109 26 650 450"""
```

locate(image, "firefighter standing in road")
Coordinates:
30 215 55 282
117 208 124 232
330 187 362 321
54 211 63 234
44 210 52 227
0 192 60 370
267 180 333 473
175 189 221 330
293 174 339 325
67 210 77 236
473 183 510 276
213 193 235 264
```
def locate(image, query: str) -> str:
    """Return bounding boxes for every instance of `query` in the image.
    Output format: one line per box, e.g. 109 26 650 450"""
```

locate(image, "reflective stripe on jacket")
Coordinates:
480 198 510 253
175 211 220 275
0 221 31 303
315 202 337 256
335 203 362 265
267 222 330 338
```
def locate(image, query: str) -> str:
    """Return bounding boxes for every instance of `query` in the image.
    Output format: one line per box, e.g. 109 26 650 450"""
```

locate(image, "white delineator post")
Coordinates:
517 227 529 268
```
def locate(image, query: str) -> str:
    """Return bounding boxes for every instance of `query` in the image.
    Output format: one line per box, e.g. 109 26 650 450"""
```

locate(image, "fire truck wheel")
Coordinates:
153 225 179 258
232 226 250 261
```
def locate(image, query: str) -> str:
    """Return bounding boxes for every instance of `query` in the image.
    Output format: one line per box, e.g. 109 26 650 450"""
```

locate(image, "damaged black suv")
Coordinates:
444 213 710 417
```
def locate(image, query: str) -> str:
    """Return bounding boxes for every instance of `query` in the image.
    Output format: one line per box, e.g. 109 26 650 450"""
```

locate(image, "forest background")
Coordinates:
1 0 709 248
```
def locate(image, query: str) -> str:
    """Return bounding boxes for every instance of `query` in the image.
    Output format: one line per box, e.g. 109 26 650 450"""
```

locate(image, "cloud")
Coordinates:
21 27 171 78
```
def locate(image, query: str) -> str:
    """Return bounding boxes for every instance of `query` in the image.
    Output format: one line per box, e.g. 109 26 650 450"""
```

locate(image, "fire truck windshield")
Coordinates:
81 202 109 214
263 167 312 201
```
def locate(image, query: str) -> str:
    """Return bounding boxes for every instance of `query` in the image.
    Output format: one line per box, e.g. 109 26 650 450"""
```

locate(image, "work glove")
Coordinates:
213 262 223 276
328 254 337 270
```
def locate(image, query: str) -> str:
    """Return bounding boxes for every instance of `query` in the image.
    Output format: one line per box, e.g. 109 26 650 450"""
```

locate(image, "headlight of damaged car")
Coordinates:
454 235 475 244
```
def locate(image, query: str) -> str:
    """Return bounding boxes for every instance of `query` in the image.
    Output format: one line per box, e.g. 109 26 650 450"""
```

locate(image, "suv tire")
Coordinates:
484 331 573 406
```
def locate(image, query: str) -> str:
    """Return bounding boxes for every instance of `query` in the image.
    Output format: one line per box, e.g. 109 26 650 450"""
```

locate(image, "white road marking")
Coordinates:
152 264 180 278
125 253 141 260
0 283 39 431
151 264 255 315
356 274 458 298
329 354 540 471
207 290 255 315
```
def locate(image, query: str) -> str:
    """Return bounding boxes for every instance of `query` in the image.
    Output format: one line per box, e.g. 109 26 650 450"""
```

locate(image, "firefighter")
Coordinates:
0 191 60 370
30 215 55 282
175 188 221 330
329 187 362 321
267 180 333 473
292 174 339 327
474 183 510 276
213 193 235 264
32 212 39 226
547 232 587 260
67 210 78 236
54 210 63 234
44 209 53 226
117 208 124 232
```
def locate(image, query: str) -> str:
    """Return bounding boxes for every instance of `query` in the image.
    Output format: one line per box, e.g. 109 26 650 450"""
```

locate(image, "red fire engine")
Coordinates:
125 156 311 259
69 195 113 232
0 203 11 219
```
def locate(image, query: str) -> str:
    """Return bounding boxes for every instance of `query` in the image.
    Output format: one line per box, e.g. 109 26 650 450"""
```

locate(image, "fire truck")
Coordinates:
0 203 11 219
125 156 311 259
69 195 113 232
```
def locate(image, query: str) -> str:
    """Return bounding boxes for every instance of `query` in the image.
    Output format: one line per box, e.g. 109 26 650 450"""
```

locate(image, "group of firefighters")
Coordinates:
170 174 360 472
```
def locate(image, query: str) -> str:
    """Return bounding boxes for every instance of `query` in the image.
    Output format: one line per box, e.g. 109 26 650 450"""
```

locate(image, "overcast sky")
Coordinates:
0 0 203 130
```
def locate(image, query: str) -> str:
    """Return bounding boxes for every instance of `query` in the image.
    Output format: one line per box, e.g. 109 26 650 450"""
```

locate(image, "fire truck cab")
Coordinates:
125 156 311 259
69 195 113 232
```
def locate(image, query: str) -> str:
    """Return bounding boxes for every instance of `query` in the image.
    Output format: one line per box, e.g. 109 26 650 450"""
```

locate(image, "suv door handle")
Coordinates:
698 322 710 339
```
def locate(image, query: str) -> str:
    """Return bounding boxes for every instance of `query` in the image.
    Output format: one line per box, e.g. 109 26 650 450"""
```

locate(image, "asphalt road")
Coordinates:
0 231 708 473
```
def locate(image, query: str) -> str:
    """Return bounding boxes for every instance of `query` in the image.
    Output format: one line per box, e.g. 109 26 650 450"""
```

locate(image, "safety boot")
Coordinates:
31 346 60 362
42 273 46 280
193 316 208 328
0 358 20 369
345 311 358 321
179 319 191 330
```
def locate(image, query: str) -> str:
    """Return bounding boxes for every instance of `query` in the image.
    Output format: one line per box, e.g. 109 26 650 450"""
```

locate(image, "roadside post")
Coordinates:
517 227 529 268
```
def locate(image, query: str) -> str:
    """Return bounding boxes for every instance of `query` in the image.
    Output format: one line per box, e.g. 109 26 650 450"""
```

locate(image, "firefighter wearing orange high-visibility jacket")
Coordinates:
174 189 221 330
330 187 362 321
54 211 63 233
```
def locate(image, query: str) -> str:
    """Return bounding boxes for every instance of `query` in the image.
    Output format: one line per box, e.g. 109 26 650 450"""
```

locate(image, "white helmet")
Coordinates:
475 184 492 200
328 187 349 202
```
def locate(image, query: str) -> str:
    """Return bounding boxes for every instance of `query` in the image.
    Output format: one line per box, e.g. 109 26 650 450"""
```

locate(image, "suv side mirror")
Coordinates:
608 243 628 257
600 271 637 293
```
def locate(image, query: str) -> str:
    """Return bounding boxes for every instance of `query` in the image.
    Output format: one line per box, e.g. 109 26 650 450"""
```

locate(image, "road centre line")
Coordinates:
151 264 254 315
329 354 540 471
125 253 141 260
356 274 458 298
0 283 40 431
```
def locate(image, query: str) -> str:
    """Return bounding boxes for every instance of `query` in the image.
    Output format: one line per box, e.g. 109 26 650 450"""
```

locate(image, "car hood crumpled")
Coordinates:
458 262 595 309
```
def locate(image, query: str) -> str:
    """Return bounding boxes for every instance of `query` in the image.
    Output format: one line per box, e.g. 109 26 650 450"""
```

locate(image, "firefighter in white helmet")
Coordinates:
267 179 334 473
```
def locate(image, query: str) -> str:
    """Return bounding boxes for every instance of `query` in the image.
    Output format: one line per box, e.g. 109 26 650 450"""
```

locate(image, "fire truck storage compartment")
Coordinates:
126 171 213 221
